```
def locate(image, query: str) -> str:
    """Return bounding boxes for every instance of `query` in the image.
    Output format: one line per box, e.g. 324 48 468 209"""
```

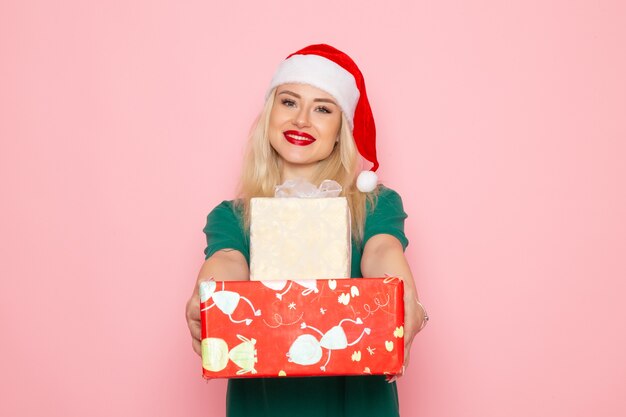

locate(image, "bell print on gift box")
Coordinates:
200 280 261 325
260 279 319 300
202 335 258 375
288 318 371 371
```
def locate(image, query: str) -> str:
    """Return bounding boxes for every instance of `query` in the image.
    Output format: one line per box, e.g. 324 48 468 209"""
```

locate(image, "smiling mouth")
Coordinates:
283 130 316 146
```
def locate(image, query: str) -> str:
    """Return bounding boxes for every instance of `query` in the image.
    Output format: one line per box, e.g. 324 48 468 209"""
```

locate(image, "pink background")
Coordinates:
1 1 625 416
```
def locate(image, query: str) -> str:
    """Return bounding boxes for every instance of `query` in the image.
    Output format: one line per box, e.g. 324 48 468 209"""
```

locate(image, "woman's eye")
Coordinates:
281 99 296 107
316 106 331 114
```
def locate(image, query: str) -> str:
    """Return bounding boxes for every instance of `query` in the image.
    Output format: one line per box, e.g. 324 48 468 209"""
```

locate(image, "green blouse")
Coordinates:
203 185 409 417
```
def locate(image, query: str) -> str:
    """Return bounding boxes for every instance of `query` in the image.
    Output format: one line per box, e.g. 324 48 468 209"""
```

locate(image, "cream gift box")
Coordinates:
249 197 351 281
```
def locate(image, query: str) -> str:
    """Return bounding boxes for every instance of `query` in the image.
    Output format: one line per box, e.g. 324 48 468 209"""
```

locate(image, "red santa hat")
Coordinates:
268 44 379 192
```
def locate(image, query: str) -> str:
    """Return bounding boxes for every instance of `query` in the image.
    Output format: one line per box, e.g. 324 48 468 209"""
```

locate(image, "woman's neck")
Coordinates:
280 162 318 184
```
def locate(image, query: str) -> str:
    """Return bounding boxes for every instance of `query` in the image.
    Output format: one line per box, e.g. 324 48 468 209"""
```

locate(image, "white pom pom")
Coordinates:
356 170 378 192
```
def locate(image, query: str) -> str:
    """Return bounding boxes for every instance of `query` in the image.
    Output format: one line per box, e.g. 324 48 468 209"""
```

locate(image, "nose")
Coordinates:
293 107 311 128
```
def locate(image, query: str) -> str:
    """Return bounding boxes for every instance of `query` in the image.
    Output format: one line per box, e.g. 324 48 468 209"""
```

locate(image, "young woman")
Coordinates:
185 44 428 417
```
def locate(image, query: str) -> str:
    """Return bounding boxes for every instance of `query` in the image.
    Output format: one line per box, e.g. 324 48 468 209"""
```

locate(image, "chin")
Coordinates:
277 150 313 164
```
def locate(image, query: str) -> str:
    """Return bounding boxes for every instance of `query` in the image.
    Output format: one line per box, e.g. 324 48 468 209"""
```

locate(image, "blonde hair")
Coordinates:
236 88 376 243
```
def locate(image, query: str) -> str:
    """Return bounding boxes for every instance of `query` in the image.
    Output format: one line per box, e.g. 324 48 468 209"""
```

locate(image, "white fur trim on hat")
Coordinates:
268 54 360 128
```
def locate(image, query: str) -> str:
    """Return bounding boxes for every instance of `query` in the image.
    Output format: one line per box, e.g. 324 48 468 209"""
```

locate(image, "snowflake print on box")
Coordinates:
200 277 404 379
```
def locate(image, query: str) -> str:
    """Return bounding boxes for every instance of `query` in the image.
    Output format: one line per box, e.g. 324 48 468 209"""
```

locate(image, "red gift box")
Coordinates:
199 277 404 379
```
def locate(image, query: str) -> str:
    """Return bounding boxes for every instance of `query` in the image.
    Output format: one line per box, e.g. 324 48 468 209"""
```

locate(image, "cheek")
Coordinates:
268 114 280 134
328 114 342 136
269 104 291 127
268 113 285 144
316 131 339 159
321 119 341 144
268 131 281 154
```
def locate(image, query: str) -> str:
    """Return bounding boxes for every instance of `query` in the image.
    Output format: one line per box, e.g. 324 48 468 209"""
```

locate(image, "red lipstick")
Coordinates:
283 130 316 146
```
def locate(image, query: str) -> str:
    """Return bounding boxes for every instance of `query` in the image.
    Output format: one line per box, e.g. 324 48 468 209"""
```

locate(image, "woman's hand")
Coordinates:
392 287 428 380
185 250 250 356
361 234 427 381
186 290 203 356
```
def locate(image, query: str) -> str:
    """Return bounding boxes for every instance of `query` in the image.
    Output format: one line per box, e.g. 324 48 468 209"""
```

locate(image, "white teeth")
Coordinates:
286 134 313 141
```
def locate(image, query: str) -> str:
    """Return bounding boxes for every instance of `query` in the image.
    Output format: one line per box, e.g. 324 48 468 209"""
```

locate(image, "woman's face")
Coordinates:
268 83 342 178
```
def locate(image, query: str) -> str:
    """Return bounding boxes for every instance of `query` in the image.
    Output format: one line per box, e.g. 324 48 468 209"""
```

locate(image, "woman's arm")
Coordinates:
185 249 250 356
361 233 427 372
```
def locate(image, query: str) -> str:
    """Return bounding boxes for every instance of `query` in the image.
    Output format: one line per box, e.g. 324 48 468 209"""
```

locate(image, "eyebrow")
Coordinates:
278 90 338 105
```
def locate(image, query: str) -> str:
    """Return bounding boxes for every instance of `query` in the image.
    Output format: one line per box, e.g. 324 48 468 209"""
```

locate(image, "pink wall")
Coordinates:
1 1 625 416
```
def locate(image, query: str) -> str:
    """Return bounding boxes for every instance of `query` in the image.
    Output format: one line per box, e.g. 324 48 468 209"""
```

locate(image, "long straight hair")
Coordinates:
236 88 376 243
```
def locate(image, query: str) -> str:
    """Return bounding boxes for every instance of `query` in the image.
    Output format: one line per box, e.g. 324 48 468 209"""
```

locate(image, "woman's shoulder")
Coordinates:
363 184 409 249
203 199 249 261
205 199 244 229
367 184 405 212
376 184 403 199
208 199 244 214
